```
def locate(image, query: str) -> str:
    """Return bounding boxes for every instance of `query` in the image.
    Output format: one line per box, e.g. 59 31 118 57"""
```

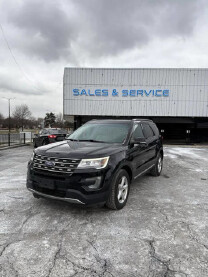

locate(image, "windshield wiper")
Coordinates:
67 138 79 141
78 139 106 143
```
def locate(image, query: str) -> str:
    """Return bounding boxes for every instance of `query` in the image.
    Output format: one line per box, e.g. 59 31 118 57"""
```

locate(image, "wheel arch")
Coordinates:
160 148 164 159
120 165 133 183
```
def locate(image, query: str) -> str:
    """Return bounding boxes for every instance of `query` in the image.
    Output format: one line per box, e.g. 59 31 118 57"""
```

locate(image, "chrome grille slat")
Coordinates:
33 163 74 170
33 154 80 174
34 158 79 166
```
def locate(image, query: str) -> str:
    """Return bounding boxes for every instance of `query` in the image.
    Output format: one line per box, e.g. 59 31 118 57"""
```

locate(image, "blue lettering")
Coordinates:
130 90 136 97
73 88 169 97
122 90 128 97
102 89 108 96
112 89 118 96
137 90 143 96
88 89 94 96
95 89 101 96
73 89 79 96
144 90 153 96
81 89 87 96
163 90 169 97
155 90 162 97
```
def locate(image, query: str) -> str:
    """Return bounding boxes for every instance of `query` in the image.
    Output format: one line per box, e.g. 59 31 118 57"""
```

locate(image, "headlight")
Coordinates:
78 157 109 169
30 152 35 161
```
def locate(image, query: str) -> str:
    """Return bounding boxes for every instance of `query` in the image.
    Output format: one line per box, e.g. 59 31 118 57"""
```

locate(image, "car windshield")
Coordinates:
67 122 130 143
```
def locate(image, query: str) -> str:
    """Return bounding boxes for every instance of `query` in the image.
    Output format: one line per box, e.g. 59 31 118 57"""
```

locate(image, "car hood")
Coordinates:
35 140 126 159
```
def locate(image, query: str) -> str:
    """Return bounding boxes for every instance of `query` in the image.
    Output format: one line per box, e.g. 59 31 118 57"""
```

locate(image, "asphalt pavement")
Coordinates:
0 145 208 277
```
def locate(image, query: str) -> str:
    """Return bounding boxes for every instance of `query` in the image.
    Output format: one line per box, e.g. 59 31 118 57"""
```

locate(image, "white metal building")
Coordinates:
63 68 208 142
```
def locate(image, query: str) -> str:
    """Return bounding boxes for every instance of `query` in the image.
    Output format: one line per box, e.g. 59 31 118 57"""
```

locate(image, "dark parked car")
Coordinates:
27 119 163 210
33 128 67 147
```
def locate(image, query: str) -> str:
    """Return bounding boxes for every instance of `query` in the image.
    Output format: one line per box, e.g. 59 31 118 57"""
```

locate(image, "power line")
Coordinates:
0 23 49 93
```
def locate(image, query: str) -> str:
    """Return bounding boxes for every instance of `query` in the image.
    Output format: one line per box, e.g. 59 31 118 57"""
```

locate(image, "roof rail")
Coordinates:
132 118 153 122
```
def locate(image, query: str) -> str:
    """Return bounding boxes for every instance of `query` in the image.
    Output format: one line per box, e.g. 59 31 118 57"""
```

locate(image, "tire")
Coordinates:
33 193 40 199
42 140 47 146
106 169 130 210
150 153 163 176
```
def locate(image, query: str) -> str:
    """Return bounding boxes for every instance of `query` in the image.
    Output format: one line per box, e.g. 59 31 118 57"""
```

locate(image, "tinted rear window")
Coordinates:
142 123 154 138
150 123 159 136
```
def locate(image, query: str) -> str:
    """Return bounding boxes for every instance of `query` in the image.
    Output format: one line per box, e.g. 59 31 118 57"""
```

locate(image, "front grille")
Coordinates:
33 154 80 174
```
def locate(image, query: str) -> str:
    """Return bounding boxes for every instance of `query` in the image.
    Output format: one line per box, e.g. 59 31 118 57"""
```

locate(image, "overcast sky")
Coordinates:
0 0 207 118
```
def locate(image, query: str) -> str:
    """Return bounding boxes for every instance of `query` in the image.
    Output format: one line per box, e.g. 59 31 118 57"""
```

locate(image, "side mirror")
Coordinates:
131 137 147 145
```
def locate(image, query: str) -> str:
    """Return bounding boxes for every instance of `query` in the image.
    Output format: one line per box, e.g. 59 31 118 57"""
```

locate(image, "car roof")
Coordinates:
44 128 62 130
89 119 153 124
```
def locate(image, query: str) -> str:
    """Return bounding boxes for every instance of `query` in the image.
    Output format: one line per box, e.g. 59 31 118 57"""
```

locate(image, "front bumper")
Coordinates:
26 163 112 205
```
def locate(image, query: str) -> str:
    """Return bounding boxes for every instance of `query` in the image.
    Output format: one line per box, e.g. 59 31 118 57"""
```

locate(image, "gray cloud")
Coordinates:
74 0 201 56
0 72 44 96
8 0 76 61
4 0 203 61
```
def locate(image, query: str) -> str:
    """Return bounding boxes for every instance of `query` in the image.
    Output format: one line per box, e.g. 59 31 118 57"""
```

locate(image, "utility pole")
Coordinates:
2 97 14 146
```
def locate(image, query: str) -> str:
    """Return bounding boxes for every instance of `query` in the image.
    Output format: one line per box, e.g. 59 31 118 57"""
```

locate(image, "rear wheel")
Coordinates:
106 169 130 210
151 153 163 176
42 140 47 146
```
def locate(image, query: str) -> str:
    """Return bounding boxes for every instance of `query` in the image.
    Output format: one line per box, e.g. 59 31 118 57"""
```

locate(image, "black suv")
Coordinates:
27 119 163 210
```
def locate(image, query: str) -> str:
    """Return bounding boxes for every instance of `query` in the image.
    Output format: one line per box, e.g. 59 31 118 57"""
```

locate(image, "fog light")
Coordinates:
82 176 102 190
88 177 102 189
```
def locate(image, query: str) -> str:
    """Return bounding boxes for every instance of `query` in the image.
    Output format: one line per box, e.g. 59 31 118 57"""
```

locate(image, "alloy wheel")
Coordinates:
158 157 162 173
117 176 129 204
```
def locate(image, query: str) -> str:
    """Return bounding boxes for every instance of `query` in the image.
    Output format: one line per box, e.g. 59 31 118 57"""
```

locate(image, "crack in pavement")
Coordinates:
46 231 114 277
0 205 38 276
47 241 62 277
180 221 208 251
0 238 21 259
146 239 188 277
87 239 115 277
0 238 21 276
19 206 37 233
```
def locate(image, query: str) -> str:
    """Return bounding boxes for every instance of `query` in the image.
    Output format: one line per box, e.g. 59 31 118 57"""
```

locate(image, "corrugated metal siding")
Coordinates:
63 68 208 117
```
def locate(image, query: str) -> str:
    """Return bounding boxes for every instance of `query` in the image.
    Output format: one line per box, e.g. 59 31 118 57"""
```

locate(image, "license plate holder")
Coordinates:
36 178 55 190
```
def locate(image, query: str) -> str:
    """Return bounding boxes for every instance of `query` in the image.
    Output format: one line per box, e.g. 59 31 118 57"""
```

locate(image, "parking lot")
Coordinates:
0 145 208 277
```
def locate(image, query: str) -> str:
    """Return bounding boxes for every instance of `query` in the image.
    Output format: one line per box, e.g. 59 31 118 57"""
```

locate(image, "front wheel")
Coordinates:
151 153 163 176
106 169 130 210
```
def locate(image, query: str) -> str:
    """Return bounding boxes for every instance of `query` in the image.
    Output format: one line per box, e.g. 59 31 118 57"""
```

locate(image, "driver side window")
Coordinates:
132 124 144 139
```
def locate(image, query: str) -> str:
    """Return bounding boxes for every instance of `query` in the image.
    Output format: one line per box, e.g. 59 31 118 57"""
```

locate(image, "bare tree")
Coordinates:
55 113 64 128
12 104 32 131
0 113 4 127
